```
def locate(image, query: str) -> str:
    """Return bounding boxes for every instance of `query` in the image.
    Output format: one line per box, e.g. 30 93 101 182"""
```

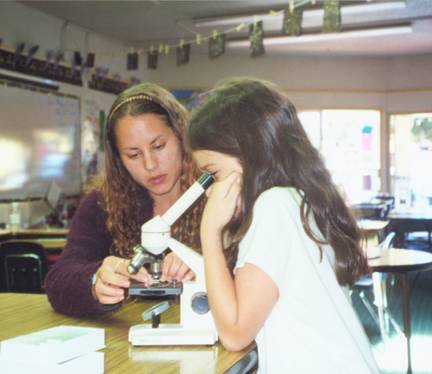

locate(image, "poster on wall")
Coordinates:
171 89 208 111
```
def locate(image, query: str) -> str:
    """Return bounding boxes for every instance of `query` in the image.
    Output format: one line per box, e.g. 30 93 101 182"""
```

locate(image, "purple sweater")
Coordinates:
44 191 122 317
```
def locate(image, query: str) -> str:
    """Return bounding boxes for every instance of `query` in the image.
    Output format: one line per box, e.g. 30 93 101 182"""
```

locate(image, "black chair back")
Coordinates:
352 202 387 220
0 241 48 293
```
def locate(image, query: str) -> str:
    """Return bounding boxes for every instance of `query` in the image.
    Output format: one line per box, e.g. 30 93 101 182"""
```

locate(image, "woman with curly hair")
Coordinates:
45 83 203 317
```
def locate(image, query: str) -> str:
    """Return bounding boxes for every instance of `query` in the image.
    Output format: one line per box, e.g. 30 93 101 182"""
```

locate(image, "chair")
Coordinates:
0 241 48 293
224 348 258 374
352 202 387 220
352 232 398 336
370 194 395 220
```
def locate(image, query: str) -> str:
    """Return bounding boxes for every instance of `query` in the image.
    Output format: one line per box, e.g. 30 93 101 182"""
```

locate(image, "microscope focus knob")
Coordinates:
127 244 146 274
191 292 210 315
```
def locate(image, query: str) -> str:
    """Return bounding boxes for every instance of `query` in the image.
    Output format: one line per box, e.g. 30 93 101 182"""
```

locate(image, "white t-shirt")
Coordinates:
234 187 379 374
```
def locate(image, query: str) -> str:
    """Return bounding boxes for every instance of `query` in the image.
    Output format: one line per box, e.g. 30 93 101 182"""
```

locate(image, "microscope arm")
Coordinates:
166 237 205 281
128 173 214 275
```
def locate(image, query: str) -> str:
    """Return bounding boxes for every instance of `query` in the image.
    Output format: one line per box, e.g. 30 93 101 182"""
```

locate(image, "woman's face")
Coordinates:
115 113 183 200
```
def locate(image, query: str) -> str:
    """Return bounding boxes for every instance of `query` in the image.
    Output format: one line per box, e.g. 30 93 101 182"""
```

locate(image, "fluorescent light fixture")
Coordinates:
227 26 412 48
194 1 406 29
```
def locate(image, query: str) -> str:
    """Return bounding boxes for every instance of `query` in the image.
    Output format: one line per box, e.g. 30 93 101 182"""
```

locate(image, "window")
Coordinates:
389 113 432 209
298 109 381 204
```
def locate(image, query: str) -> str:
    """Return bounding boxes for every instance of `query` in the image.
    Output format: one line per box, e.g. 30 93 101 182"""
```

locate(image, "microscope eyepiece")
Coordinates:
197 172 215 189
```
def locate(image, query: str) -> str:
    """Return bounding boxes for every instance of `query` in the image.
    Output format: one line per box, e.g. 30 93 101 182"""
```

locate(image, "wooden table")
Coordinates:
0 228 68 237
0 228 67 250
0 293 255 373
369 248 432 374
358 219 389 247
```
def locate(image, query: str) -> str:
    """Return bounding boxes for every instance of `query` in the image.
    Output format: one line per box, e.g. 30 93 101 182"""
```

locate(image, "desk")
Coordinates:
0 228 68 238
388 209 432 246
0 228 67 250
359 219 389 247
369 248 432 374
0 293 255 373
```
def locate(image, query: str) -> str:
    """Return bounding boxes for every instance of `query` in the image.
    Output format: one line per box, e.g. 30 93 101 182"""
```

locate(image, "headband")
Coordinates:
107 94 157 125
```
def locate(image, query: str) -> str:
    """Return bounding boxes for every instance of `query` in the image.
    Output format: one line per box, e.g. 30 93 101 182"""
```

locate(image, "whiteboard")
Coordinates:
0 81 81 200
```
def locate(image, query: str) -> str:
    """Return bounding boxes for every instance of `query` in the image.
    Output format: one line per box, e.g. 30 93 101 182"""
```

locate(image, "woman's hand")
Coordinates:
201 172 242 240
92 255 150 304
161 252 195 282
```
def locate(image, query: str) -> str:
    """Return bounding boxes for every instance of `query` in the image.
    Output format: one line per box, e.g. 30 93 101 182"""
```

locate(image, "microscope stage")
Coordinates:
128 281 183 297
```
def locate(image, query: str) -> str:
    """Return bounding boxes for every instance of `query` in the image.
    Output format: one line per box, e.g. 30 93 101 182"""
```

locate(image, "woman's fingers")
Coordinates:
128 267 151 284
94 255 151 303
94 251 197 303
161 252 195 281
113 257 150 284
161 255 181 280
94 278 126 304
181 269 195 281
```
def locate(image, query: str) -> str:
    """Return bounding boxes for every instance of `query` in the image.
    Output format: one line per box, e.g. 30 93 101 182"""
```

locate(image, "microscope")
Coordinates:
127 173 218 346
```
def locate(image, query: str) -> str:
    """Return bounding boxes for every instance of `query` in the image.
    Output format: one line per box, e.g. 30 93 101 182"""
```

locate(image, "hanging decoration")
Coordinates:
282 1 303 36
74 51 82 66
86 53 95 68
249 20 265 57
147 47 158 70
209 31 225 59
323 0 341 33
127 52 138 70
176 41 191 66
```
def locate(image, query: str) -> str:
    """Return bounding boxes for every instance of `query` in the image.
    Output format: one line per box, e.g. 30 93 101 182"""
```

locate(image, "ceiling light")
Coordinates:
193 1 406 30
227 25 412 48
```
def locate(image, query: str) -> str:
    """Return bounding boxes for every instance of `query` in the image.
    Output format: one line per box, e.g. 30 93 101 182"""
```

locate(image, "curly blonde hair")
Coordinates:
91 83 203 257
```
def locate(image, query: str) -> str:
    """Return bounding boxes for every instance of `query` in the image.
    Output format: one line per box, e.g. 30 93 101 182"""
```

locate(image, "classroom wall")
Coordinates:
148 52 432 112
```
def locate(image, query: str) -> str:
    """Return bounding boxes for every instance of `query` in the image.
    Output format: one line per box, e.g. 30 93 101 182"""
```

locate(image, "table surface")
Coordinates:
0 228 67 249
369 248 432 273
0 228 68 237
358 219 389 232
0 293 253 373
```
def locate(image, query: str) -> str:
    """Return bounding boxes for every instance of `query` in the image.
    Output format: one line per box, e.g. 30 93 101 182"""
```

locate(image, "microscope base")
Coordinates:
129 324 218 346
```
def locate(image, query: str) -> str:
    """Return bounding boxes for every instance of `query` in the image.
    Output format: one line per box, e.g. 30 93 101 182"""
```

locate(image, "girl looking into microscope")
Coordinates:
188 77 379 373
45 83 202 317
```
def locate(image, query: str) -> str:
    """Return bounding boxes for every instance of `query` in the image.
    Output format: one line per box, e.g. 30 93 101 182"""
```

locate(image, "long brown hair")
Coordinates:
188 77 368 286
91 83 202 257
